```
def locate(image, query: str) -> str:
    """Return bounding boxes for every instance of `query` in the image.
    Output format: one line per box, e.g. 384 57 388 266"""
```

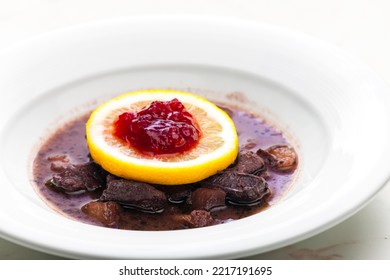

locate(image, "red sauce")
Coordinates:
113 99 201 155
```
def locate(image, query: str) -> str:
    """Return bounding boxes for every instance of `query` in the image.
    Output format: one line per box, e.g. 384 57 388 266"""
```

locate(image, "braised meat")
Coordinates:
201 172 270 205
188 187 226 211
228 150 266 176
257 145 298 173
175 210 215 228
100 178 167 213
46 162 106 193
163 184 194 204
81 201 121 228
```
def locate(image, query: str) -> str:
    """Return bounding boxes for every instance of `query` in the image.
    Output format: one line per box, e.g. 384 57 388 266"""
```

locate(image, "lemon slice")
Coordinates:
86 89 238 185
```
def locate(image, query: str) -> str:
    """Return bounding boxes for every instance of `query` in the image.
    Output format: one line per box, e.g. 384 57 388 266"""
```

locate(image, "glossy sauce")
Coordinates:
32 106 296 230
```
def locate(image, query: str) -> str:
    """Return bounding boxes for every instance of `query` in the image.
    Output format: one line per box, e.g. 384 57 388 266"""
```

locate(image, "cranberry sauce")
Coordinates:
114 99 201 155
32 105 297 230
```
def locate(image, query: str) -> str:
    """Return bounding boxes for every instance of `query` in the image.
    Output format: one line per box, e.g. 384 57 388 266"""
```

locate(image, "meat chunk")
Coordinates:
106 174 122 185
229 150 266 176
188 187 226 211
163 184 194 204
46 162 106 193
175 210 215 228
100 179 167 213
201 172 270 205
257 145 298 173
81 201 121 228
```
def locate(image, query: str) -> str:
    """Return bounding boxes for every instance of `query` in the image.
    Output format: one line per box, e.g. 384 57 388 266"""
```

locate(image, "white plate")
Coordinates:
1 16 390 259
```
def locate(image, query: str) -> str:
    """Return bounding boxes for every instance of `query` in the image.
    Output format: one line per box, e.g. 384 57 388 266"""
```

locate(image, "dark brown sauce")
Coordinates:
32 106 296 230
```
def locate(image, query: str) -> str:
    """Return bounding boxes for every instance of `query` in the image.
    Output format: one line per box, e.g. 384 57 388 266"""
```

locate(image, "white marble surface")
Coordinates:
1 0 390 259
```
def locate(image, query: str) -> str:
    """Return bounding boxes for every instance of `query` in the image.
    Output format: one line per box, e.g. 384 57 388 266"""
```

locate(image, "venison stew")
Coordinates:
32 96 298 231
